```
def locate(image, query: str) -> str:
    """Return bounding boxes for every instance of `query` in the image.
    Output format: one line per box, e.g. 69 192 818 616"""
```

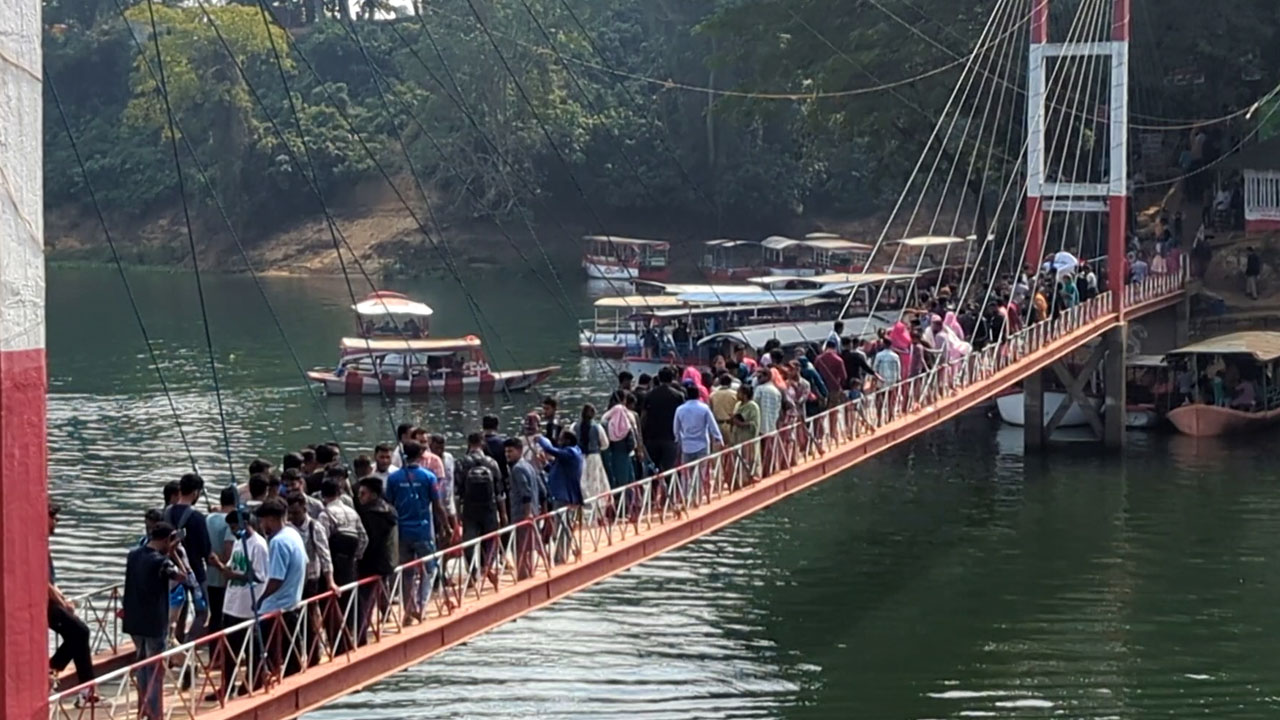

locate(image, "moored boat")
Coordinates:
995 353 1174 430
1163 332 1280 437
309 336 557 396
582 235 670 281
700 239 761 281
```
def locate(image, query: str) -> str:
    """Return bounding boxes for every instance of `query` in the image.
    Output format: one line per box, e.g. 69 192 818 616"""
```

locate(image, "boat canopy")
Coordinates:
674 285 854 305
801 238 872 251
697 314 897 348
631 280 757 295
705 238 758 248
761 235 802 251
895 235 968 247
583 235 670 250
1127 354 1168 368
352 291 434 318
594 295 692 309
1165 332 1280 363
748 272 916 287
645 297 839 318
761 235 868 252
340 336 481 354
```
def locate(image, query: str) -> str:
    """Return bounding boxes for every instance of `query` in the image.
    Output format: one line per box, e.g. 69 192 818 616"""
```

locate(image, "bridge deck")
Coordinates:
51 274 1186 720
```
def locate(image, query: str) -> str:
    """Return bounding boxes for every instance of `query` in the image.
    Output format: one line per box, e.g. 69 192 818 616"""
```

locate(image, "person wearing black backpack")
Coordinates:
461 463 500 582
163 473 211 643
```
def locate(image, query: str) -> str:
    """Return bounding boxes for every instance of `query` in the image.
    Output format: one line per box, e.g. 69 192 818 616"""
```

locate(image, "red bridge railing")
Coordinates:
50 273 1185 718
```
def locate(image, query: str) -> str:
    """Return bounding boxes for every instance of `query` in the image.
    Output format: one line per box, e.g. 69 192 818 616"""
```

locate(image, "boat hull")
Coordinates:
583 259 637 281
623 355 701 376
1166 404 1280 437
577 329 634 358
699 266 759 282
996 392 1161 430
583 258 669 282
308 367 558 396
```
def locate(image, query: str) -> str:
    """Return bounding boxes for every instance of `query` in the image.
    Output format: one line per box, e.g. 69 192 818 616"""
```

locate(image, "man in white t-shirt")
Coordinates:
207 511 267 700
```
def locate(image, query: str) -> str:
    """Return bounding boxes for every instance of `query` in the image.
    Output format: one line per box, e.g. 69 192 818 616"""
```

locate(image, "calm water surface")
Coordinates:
48 264 1280 719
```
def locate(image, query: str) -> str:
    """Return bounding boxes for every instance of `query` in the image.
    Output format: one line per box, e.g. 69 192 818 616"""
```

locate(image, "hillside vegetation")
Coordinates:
42 0 1280 271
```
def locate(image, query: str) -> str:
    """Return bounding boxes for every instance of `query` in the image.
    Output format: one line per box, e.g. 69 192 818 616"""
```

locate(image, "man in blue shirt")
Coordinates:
386 440 447 624
535 430 584 564
254 498 308 676
673 384 724 463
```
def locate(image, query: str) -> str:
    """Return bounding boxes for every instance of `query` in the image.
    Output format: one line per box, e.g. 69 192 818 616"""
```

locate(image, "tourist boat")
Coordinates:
1164 332 1280 437
760 235 873 276
994 355 1174 430
353 290 434 338
582 235 670 281
700 239 761 281
309 336 558 396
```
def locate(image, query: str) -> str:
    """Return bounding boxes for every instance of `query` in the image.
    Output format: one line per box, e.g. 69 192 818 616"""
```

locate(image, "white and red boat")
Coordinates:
700 239 761 281
1164 332 1280 437
760 234 873 276
309 336 557 396
582 235 670 281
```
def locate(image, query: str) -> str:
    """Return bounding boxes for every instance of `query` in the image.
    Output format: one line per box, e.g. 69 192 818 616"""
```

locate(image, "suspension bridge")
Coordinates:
0 0 1218 716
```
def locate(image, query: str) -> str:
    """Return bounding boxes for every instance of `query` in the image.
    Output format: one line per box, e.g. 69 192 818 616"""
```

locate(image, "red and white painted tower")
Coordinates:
0 0 50 717
1026 0 1130 316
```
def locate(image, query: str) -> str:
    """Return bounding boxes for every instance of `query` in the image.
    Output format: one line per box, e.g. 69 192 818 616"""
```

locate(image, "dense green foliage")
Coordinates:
43 0 1280 252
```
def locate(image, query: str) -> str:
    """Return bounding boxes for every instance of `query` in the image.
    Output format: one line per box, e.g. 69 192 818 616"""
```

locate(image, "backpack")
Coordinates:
463 465 497 513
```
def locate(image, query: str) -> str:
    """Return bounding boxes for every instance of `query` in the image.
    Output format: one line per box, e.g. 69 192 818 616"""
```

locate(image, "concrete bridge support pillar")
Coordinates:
1023 370 1045 451
1103 325 1127 449
1175 294 1191 347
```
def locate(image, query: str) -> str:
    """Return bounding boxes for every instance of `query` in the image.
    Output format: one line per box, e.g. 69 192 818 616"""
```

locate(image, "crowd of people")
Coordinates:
47 250 1179 713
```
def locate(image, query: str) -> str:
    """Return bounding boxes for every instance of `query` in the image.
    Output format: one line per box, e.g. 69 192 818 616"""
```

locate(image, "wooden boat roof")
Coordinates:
1167 332 1280 363
339 336 481 353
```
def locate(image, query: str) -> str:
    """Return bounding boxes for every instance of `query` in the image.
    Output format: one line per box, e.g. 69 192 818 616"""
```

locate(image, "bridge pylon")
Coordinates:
1023 0 1131 450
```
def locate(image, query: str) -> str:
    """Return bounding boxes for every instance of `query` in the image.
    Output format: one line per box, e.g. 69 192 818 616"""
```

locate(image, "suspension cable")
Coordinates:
45 70 199 476
110 0 348 455
141 0 237 485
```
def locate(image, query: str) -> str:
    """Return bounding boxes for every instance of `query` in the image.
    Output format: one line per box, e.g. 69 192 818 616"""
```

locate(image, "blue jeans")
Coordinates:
398 538 435 616
131 634 166 719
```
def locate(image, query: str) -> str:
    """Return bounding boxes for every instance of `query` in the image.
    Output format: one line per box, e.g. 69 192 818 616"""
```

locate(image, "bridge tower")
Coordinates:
1023 0 1131 450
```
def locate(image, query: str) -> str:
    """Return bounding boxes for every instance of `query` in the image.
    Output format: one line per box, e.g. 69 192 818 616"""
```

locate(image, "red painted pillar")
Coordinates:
1025 196 1045 274
0 3 50 719
1110 0 1130 316
1026 0 1048 272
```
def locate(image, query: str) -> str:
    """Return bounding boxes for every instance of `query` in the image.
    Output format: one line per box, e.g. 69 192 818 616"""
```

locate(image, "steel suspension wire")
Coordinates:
963 0 1110 325
228 0 404 432
891 0 1023 318
141 0 238 485
953 0 1105 306
46 72 199 476
505 0 817 338
109 0 349 455
360 18 623 380
835 0 1015 326
329 13 518 402
463 0 823 352
551 0 721 220
927 0 1027 298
